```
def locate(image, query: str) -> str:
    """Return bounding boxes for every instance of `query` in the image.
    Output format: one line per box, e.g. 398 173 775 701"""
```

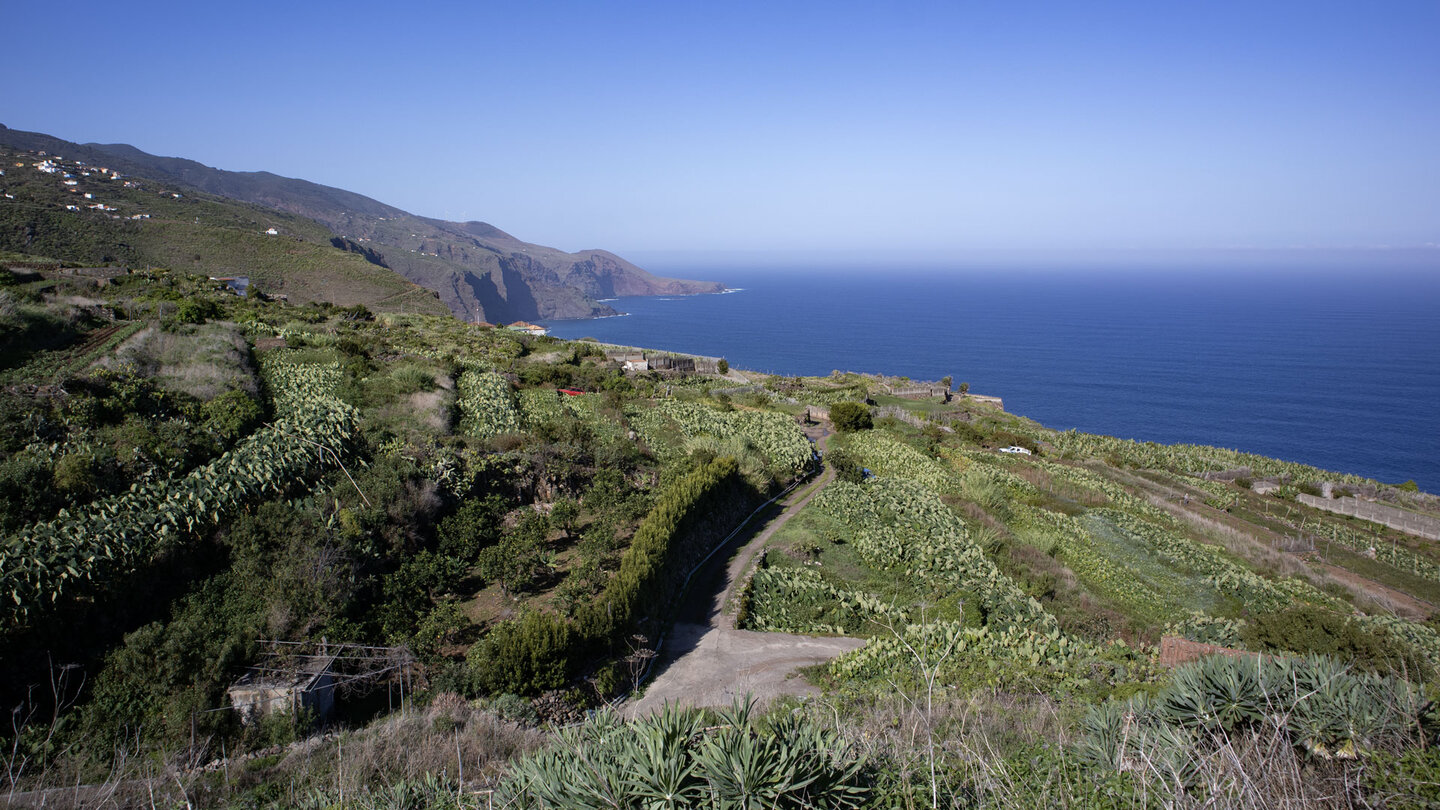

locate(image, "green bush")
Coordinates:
171 299 221 326
200 389 264 443
829 401 872 433
1241 606 1431 679
389 362 438 393
468 611 574 696
826 447 864 483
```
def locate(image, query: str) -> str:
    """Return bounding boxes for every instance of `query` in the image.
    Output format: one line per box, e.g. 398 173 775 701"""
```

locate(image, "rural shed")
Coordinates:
228 650 337 725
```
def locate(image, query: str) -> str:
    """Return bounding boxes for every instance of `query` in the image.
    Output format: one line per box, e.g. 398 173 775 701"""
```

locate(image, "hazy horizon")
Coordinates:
621 246 1440 276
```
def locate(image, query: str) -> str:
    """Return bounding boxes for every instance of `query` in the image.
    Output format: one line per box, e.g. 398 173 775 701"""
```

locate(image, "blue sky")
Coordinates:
5 1 1438 263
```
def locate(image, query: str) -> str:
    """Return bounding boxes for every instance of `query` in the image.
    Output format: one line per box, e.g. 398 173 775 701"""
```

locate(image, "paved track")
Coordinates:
627 427 867 716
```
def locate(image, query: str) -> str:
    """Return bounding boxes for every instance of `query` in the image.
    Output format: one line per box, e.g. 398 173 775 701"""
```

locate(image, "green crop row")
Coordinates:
577 456 748 642
840 432 956 493
457 371 522 439
829 620 1127 686
1096 509 1345 614
0 356 357 622
742 563 907 636
1043 430 1373 487
1013 506 1185 623
813 478 1055 633
630 400 812 475
1298 516 1440 586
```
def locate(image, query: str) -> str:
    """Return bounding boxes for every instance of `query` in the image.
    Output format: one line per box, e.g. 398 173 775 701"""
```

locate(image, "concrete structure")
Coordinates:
228 652 337 725
1297 493 1440 542
1252 480 1281 496
964 394 1005 410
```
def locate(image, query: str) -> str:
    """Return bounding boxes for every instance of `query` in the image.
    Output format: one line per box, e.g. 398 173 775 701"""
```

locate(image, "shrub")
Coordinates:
826 447 864 484
200 389 264 443
389 363 438 393
170 299 221 326
829 401 872 433
1241 606 1430 679
469 611 574 696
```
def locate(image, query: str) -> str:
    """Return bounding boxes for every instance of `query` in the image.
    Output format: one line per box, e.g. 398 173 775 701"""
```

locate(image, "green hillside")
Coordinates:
2 265 1439 808
0 145 446 316
0 125 727 323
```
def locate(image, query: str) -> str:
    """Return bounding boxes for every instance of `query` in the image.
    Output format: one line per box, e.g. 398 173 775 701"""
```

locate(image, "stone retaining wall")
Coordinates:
1297 494 1440 541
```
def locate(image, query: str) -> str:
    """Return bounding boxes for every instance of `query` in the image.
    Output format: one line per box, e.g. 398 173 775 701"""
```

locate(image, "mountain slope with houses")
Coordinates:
0 124 723 322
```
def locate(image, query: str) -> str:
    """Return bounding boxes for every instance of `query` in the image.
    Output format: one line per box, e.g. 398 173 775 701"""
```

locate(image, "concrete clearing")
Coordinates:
626 426 869 717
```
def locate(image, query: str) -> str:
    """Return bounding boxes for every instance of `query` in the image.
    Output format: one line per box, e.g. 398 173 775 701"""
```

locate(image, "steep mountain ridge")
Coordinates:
0 123 724 322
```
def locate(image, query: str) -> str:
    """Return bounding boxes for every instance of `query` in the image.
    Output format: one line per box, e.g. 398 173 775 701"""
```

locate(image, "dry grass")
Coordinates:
807 690 1388 810
108 322 258 400
207 695 546 806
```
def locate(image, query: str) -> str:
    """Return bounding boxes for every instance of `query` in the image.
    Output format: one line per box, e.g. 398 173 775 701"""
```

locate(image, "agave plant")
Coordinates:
496 699 868 809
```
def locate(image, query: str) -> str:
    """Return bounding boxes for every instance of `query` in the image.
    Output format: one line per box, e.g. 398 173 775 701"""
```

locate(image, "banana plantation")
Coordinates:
3 264 1440 808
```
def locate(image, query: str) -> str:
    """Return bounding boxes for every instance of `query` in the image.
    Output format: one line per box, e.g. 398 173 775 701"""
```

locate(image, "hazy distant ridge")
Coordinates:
0 124 723 322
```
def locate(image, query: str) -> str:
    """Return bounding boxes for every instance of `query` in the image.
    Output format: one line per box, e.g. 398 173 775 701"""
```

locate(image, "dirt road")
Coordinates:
626 427 867 716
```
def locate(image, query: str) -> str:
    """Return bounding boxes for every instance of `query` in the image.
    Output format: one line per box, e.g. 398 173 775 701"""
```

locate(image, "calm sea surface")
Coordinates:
541 268 1440 491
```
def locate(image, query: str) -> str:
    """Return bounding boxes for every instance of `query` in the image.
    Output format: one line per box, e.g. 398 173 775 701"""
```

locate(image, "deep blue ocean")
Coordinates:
541 267 1440 491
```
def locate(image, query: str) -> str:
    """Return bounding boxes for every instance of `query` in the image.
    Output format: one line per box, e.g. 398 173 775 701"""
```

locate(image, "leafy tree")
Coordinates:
550 498 580 540
478 513 550 596
437 494 509 561
829 401 873 433
377 551 466 641
958 381 970 396
717 358 729 374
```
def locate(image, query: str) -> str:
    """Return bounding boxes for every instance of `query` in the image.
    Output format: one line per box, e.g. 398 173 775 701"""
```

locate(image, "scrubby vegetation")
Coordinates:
3 260 1440 808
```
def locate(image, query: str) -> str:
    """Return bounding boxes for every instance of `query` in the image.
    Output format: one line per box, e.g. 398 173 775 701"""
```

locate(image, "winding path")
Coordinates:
626 426 867 716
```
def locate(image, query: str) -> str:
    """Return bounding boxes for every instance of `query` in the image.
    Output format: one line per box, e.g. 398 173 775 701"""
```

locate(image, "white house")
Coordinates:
505 321 548 337
265 227 279 235
998 446 1032 455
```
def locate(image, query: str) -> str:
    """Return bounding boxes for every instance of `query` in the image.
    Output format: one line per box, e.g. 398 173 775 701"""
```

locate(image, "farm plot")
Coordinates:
629 400 813 475
457 371 522 439
810 478 1055 633
0 355 358 621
